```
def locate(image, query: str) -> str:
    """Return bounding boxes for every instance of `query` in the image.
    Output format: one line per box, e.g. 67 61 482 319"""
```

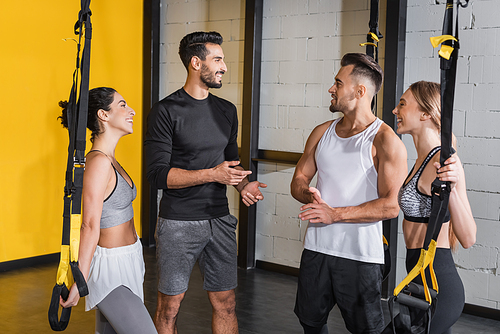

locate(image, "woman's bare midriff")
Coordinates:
98 218 137 248
403 219 450 249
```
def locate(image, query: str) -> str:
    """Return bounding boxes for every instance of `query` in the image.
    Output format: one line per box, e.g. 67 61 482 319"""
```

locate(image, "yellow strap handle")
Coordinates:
369 32 380 42
393 240 438 304
430 35 458 60
56 245 74 287
360 42 378 48
70 214 82 262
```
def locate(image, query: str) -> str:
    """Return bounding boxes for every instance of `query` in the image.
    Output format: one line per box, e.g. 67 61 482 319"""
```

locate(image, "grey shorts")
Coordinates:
155 214 238 295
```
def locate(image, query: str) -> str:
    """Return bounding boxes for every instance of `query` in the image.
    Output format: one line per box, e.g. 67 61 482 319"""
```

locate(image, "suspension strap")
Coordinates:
48 0 92 331
388 1 468 332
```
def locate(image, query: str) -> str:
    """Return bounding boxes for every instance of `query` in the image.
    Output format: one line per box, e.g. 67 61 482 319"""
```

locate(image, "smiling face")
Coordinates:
106 92 135 135
328 65 358 113
199 43 227 89
392 89 422 135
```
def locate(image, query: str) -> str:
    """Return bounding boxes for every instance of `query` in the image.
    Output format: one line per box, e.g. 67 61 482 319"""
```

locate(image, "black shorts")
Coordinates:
294 249 384 334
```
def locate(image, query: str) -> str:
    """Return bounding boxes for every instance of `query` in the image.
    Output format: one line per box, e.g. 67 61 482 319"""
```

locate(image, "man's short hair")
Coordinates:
341 53 383 95
178 31 223 70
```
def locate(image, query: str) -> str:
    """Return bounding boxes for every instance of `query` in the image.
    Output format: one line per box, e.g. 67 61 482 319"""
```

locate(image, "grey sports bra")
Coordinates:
88 150 137 229
398 146 450 223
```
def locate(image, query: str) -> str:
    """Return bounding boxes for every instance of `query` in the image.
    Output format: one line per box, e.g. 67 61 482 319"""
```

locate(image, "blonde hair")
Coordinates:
409 81 441 131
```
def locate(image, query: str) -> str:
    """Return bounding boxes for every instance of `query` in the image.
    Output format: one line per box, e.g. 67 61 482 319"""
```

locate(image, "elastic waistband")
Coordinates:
94 237 141 256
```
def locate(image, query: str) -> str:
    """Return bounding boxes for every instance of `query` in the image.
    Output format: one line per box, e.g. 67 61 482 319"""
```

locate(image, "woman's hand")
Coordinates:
433 156 460 190
60 283 81 308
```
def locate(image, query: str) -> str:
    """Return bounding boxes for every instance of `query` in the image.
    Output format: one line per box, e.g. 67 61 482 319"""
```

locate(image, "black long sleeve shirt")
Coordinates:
144 88 239 220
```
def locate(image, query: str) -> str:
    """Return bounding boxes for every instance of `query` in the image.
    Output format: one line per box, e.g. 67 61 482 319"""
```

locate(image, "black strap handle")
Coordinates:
48 284 71 331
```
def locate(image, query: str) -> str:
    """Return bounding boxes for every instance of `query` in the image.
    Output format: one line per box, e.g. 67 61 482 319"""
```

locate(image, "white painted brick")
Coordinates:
466 110 500 137
458 268 489 301
257 214 301 240
262 38 307 62
166 0 209 23
289 106 327 130
229 61 244 84
474 218 500 248
263 0 308 17
255 234 274 259
305 84 324 107
455 244 494 270
336 10 370 36
260 61 280 84
481 56 500 84
276 164 296 174
262 16 280 40
217 82 241 105
404 32 436 58
166 63 187 83
279 60 324 84
307 0 341 14
277 105 288 128
466 164 500 193
471 28 497 57
456 55 470 84
467 191 500 221
274 237 303 263
259 105 278 128
185 21 209 34
488 274 500 304
208 0 243 21
458 137 500 166
454 84 473 113
260 128 306 152
162 23 186 49
473 0 500 29
230 18 245 41
256 191 276 215
340 0 370 11
221 40 244 64
260 83 305 106
339 34 371 57
402 134 417 160
276 193 302 218
282 13 336 39
308 36 343 61
256 164 298 194
257 161 278 173
406 5 444 32
205 20 232 43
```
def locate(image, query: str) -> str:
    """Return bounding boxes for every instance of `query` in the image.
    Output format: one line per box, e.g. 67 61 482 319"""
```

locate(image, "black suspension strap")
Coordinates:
48 0 92 331
360 0 384 114
383 1 468 333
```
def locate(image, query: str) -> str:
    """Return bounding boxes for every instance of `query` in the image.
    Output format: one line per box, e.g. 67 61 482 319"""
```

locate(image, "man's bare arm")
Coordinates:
299 124 407 224
291 121 332 204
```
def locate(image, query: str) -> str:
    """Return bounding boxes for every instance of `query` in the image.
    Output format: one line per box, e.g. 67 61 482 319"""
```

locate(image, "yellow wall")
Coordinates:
0 1 143 262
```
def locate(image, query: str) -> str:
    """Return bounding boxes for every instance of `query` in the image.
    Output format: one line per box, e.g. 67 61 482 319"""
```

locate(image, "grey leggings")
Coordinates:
95 285 157 334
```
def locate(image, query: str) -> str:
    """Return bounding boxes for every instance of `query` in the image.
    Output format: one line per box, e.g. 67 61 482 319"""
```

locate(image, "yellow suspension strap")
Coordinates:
48 0 92 331
383 1 469 333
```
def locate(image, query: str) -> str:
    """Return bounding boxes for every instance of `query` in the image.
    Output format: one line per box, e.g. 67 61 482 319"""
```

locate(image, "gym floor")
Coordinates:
1 246 499 334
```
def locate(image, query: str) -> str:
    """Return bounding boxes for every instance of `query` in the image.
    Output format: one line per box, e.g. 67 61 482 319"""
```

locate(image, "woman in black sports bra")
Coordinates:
393 81 476 334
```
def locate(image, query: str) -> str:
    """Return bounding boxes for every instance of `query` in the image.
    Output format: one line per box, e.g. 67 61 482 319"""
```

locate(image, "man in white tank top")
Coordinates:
291 53 407 334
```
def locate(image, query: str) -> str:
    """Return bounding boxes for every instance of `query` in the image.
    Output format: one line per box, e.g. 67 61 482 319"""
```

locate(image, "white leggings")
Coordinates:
95 285 157 334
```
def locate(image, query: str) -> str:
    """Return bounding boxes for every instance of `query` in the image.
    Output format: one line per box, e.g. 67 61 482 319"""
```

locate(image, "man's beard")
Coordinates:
201 64 223 89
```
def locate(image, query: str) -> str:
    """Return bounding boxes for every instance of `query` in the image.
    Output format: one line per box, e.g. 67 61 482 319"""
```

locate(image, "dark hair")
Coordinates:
58 87 117 142
178 31 223 70
340 53 383 95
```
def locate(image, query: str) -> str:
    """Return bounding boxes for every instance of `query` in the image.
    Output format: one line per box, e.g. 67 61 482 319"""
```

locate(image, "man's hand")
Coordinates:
298 187 337 224
240 181 267 207
212 161 252 185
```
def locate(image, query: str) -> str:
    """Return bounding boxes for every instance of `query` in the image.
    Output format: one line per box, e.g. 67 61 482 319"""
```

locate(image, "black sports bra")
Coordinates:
398 146 451 223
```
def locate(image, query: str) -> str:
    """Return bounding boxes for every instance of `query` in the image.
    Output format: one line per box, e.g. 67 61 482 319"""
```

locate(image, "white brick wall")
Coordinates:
402 0 500 310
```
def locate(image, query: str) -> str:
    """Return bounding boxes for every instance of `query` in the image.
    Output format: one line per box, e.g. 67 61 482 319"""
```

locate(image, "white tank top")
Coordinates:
304 117 384 264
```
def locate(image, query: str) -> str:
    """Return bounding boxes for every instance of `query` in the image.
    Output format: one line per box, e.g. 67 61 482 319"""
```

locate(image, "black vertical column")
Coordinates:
238 0 263 269
141 0 161 247
382 0 407 297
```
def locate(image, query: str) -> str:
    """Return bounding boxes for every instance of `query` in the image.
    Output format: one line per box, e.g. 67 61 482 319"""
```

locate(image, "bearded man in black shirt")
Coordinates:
145 31 266 334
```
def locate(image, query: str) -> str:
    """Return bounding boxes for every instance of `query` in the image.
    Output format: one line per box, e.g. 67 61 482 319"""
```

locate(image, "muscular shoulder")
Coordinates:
307 120 334 146
373 122 407 163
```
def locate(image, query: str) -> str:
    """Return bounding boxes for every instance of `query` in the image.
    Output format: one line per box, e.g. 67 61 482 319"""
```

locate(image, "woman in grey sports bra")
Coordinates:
393 81 476 334
58 87 157 334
